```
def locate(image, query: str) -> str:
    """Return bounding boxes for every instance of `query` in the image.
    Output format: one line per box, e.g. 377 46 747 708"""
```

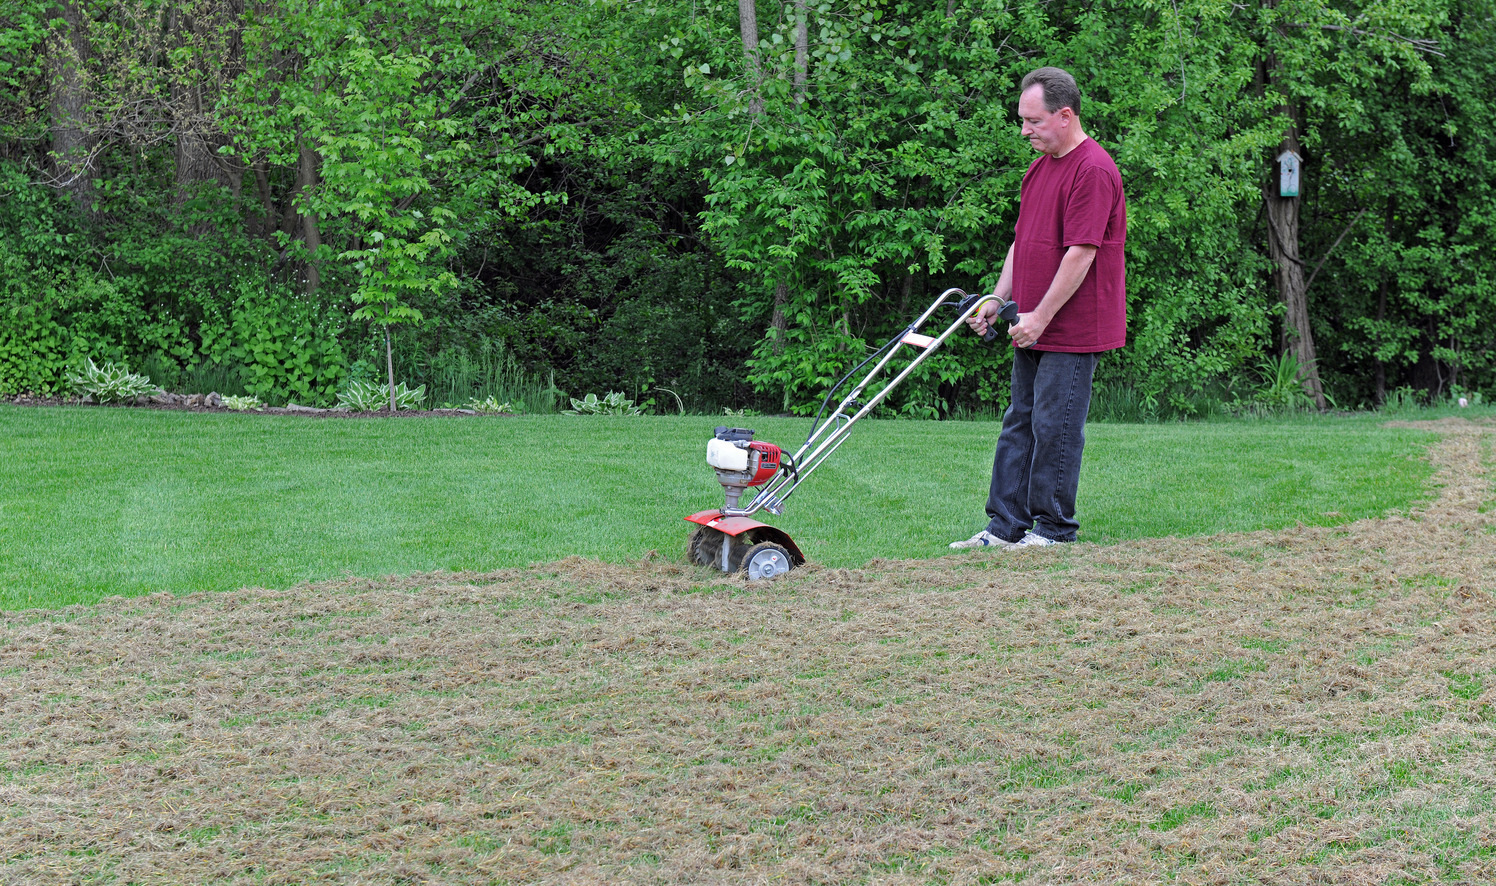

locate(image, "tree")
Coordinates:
45 0 94 209
225 0 614 406
2 0 1492 413
1303 0 1495 405
1254 0 1445 408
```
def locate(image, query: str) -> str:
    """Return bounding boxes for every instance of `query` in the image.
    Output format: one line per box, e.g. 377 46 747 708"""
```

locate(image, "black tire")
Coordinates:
740 541 792 580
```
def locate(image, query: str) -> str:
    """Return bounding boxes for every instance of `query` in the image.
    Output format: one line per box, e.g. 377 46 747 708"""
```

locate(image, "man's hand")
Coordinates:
1009 311 1049 349
970 243 1018 338
966 299 1002 337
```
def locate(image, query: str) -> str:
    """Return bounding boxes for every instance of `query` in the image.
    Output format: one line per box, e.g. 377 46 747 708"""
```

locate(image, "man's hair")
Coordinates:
1020 67 1082 117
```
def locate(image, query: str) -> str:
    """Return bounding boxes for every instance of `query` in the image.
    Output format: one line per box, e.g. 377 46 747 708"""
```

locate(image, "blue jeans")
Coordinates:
985 349 1099 543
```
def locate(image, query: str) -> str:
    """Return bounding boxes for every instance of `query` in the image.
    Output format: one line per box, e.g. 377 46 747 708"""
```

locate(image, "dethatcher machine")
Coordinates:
685 288 1019 579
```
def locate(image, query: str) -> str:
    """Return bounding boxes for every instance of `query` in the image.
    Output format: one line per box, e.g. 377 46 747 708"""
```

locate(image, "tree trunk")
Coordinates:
793 1 809 103
385 322 397 411
1374 275 1388 404
770 281 788 355
47 0 95 211
168 0 246 232
1264 176 1326 410
1374 195 1394 405
252 161 277 239
899 272 915 317
174 119 234 213
1260 48 1326 411
296 137 323 295
737 0 763 116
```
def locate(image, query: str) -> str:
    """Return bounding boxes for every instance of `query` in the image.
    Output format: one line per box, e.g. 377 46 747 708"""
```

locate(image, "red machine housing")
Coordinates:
745 441 782 486
683 511 806 566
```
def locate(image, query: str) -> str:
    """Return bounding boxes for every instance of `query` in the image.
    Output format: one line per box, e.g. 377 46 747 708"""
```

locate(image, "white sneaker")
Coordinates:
1016 531 1058 547
949 530 1017 549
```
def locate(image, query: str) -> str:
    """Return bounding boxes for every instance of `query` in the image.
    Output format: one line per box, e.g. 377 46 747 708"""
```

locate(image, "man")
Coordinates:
951 66 1127 550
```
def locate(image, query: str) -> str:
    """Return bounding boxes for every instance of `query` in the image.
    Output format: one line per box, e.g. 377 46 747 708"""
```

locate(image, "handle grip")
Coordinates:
981 299 1021 342
956 293 1022 343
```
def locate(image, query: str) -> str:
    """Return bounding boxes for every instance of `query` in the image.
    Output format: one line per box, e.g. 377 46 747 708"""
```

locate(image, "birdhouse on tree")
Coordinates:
1277 149 1302 198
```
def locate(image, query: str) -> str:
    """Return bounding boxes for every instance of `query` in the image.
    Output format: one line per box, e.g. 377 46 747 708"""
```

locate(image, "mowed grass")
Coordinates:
0 405 1437 609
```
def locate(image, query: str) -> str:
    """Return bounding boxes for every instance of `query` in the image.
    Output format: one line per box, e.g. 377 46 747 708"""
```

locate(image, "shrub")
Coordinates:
1250 353 1318 412
222 395 265 411
66 359 157 404
563 392 643 416
466 396 514 414
337 380 427 411
200 280 347 407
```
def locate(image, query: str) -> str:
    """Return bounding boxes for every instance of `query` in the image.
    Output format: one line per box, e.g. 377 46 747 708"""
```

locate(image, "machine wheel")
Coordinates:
741 542 792 580
687 526 724 567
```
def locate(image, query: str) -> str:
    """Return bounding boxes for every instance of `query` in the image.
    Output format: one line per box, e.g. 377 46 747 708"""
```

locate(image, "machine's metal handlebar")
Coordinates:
959 292 1021 342
723 288 1019 518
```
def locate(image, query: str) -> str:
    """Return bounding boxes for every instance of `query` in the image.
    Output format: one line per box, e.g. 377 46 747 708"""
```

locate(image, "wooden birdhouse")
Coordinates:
1277 149 1302 198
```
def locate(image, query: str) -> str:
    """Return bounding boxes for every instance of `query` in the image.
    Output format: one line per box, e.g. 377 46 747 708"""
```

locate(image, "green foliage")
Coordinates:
462 149 758 414
1449 385 1483 408
563 392 643 416
179 362 248 398
1252 353 1320 413
222 395 266 412
310 41 460 339
0 160 303 401
200 282 347 407
0 1 48 139
466 396 514 415
406 342 561 415
641 0 1048 411
224 0 601 394
0 267 102 396
337 380 426 412
0 166 117 395
66 358 156 404
621 0 1468 413
3 0 1493 417
1379 385 1428 415
1302 0 1496 406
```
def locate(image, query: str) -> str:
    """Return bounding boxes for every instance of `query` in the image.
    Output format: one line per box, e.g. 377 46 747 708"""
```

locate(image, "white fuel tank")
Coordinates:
706 437 750 471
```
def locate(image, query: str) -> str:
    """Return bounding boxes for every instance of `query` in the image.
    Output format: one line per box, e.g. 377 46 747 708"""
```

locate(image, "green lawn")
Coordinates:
0 405 1437 609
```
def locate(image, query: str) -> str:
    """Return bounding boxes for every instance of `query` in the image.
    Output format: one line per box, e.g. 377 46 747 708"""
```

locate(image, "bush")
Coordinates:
402 339 562 413
222 395 265 411
563 392 643 416
1248 353 1319 413
200 280 347 407
466 396 515 414
337 380 427 411
66 359 157 404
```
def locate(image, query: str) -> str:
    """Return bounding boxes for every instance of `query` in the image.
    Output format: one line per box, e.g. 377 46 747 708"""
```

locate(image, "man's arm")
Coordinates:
1008 244 1098 348
966 242 1017 336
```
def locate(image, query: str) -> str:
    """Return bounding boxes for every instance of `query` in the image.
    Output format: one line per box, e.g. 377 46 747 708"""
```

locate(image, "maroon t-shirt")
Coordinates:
1011 138 1127 352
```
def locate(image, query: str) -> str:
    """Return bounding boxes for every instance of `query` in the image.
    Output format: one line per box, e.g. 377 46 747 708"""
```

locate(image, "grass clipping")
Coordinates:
4 419 1496 885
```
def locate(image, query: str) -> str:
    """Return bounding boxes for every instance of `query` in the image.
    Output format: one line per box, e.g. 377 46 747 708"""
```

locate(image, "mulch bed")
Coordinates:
6 395 496 418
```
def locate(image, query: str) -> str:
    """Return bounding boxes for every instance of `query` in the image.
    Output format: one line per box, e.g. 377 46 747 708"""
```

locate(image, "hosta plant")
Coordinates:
563 391 643 416
67 359 157 404
337 380 427 411
222 395 266 411
466 396 515 414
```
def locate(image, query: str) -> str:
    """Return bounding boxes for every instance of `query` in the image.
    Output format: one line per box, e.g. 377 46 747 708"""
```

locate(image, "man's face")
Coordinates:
1018 85 1068 156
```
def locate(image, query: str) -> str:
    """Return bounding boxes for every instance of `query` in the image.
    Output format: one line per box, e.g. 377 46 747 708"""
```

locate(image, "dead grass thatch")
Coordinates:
3 419 1495 884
